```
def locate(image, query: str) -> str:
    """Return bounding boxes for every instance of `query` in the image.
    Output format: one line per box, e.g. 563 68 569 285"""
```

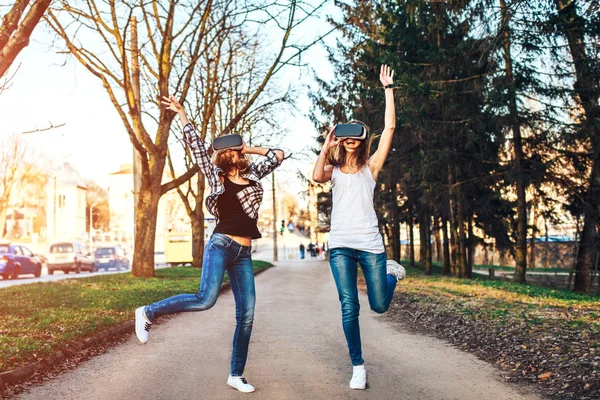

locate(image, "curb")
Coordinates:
0 264 274 390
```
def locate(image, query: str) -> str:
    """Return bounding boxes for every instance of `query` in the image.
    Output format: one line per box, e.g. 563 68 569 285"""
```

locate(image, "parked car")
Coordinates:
94 246 129 271
47 241 94 274
0 242 43 279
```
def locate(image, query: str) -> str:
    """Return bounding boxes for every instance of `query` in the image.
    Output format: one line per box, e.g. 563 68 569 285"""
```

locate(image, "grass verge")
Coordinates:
0 261 271 373
384 263 600 399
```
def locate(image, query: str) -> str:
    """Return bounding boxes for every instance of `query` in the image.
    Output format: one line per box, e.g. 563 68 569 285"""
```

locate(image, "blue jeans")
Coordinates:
145 233 255 376
329 247 397 366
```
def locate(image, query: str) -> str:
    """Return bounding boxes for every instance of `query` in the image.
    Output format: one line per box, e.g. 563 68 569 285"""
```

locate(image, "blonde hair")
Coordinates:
325 120 373 168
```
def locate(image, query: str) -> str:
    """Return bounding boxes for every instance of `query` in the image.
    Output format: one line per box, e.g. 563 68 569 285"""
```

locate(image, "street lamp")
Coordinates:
89 203 97 251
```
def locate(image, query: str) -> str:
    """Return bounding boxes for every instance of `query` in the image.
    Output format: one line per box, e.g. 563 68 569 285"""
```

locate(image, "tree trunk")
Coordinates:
466 216 474 278
408 217 415 268
419 205 432 275
529 200 537 268
500 0 527 284
544 217 550 268
433 216 442 263
449 163 466 277
442 212 451 275
457 195 468 279
392 219 400 262
132 178 162 277
448 166 459 276
0 0 53 78
190 207 205 269
555 0 600 293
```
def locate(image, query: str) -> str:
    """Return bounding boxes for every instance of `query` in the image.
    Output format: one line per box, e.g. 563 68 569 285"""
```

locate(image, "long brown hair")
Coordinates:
214 149 251 174
325 120 373 168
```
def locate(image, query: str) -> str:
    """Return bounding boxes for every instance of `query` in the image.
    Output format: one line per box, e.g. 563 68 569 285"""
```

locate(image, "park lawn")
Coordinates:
397 263 599 331
382 263 600 398
0 261 271 373
407 260 569 274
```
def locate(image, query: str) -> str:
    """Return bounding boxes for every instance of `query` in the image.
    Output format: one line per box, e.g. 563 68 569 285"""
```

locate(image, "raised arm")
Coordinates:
162 95 219 187
312 127 338 183
368 65 396 180
244 145 284 179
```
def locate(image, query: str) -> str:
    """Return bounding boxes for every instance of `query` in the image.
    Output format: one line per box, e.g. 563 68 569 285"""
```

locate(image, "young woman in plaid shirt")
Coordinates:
135 95 284 393
312 65 405 390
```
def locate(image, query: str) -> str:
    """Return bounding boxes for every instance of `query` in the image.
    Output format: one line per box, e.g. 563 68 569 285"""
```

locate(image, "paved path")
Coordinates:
16 260 540 400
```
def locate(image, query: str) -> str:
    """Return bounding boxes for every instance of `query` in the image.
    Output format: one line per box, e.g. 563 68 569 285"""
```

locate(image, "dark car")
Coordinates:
94 246 129 271
0 242 43 279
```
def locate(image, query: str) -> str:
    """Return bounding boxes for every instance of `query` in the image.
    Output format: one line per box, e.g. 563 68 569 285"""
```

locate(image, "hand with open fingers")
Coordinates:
323 127 339 150
380 64 394 87
161 95 184 113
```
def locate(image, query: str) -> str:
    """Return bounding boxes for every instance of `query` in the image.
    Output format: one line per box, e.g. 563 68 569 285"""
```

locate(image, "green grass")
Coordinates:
400 260 597 304
400 259 569 274
0 262 271 373
474 265 568 274
388 262 600 341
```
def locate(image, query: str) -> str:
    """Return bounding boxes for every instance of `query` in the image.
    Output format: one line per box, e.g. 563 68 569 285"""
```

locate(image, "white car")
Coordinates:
47 241 94 274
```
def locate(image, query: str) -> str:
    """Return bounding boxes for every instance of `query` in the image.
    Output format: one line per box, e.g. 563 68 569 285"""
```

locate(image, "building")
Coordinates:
108 164 135 244
107 163 191 249
46 162 88 243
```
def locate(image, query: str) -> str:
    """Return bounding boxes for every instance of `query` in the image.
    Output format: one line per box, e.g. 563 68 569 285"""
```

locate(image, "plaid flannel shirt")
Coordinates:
183 123 282 222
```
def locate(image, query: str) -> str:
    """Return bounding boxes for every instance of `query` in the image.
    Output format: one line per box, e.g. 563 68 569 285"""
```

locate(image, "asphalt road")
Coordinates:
14 259 540 400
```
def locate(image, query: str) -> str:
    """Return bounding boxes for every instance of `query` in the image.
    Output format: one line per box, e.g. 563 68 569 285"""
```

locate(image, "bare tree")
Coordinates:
163 1 320 268
85 180 110 233
0 134 33 237
46 0 326 276
0 0 53 87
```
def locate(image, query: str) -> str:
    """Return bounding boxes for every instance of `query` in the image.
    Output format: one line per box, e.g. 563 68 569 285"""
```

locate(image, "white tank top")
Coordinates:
328 164 385 254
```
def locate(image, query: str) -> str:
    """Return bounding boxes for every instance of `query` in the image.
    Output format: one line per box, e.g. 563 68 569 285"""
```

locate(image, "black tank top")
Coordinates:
213 176 262 239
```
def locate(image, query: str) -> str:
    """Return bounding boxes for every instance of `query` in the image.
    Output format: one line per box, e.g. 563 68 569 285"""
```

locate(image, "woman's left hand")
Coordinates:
379 64 394 87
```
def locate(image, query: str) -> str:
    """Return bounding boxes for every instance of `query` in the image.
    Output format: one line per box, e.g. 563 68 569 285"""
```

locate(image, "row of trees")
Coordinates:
2 0 327 276
311 0 599 293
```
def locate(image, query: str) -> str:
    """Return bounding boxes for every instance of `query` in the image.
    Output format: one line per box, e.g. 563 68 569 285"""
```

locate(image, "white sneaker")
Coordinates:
135 306 152 343
227 375 255 393
386 260 406 281
350 365 367 389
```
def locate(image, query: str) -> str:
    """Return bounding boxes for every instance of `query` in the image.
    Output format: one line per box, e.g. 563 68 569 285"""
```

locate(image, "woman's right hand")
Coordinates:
322 127 339 151
161 95 184 113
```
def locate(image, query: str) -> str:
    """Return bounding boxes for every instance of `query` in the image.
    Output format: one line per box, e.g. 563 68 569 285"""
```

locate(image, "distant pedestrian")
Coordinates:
312 64 405 390
299 243 306 259
134 95 284 393
308 242 316 259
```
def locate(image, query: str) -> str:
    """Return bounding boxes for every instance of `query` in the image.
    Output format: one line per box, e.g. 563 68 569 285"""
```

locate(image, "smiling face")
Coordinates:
339 137 363 152
326 120 372 168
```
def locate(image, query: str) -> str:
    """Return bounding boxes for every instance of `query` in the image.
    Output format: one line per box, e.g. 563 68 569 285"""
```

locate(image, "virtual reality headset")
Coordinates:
334 123 367 140
212 134 244 151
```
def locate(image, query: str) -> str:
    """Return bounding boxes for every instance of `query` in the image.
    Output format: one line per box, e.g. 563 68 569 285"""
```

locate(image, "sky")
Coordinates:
0 1 339 196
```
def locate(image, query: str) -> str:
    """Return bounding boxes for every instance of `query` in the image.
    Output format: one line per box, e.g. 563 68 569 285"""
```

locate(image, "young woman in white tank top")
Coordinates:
312 64 405 390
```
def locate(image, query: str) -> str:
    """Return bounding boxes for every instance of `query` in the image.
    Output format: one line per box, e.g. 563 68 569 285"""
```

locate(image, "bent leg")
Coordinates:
144 241 228 321
358 251 397 314
228 250 255 376
329 248 364 366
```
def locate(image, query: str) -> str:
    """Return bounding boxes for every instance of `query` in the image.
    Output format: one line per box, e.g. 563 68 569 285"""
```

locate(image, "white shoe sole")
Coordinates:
135 307 149 344
227 382 255 393
227 377 255 393
350 383 366 390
